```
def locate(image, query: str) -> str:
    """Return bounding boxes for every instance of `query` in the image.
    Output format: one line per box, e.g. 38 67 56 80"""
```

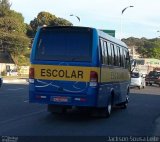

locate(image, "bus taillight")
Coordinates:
29 68 34 79
90 71 98 87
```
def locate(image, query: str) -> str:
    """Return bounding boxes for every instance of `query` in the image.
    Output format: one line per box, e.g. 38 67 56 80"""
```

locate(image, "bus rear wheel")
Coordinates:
91 97 112 118
120 101 128 109
122 92 129 109
99 96 112 118
105 98 112 117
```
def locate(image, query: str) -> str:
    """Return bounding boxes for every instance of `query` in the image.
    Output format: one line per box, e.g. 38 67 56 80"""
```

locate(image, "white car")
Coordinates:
130 72 146 89
9 69 18 76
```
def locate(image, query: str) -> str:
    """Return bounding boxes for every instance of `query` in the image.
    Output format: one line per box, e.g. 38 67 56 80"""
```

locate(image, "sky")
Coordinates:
10 0 160 39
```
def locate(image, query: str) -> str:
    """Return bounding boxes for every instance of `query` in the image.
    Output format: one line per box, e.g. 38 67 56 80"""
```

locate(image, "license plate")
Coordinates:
51 96 70 102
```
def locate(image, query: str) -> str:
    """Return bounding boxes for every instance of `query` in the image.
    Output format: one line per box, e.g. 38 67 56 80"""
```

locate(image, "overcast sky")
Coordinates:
10 0 160 39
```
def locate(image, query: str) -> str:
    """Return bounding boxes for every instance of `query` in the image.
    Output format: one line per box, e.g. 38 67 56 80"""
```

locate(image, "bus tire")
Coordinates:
101 95 112 118
105 97 112 117
121 101 128 109
91 96 112 118
121 89 129 109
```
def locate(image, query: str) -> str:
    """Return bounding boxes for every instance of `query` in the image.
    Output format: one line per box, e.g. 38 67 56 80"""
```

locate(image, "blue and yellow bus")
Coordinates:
29 26 130 117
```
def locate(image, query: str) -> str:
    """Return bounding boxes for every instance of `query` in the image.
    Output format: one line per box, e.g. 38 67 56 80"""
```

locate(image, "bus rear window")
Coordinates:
35 28 92 62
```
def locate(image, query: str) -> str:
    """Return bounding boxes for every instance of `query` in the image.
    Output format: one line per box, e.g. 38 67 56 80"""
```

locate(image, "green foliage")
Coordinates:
0 1 73 66
37 11 56 25
0 16 26 33
30 11 56 33
0 31 30 64
1 0 160 65
29 11 73 34
50 17 72 26
0 0 30 65
25 23 35 38
122 37 146 47
0 0 11 17
18 54 30 66
123 37 160 59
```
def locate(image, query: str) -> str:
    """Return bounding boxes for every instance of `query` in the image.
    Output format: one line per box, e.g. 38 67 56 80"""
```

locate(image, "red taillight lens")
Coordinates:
90 71 98 86
90 71 98 82
29 68 34 79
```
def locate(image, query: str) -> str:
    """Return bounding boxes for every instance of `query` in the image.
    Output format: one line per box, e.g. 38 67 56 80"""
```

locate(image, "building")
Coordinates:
134 58 160 74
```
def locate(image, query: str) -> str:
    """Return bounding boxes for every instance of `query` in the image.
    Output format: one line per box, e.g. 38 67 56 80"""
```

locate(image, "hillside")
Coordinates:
122 37 160 59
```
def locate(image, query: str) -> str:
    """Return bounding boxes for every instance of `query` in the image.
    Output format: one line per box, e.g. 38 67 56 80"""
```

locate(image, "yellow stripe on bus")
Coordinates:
100 67 130 82
30 64 130 82
30 64 100 82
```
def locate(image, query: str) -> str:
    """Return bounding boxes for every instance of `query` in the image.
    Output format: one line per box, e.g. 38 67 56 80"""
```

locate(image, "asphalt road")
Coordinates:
0 83 160 142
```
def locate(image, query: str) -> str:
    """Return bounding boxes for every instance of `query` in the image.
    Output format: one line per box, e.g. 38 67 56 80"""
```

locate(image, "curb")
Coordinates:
3 79 28 84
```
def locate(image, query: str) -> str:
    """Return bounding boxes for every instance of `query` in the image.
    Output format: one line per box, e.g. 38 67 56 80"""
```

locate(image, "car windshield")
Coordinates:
131 73 140 78
148 71 160 77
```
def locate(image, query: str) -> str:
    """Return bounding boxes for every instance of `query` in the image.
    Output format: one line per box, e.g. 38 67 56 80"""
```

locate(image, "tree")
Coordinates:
0 15 26 33
123 37 160 59
122 37 146 47
26 24 34 38
0 30 30 65
50 17 72 26
29 11 73 34
0 0 11 17
0 0 30 65
152 47 160 59
137 46 147 58
30 11 57 33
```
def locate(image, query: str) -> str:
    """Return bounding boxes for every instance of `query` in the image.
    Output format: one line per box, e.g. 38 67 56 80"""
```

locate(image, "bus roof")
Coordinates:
97 29 128 48
38 26 128 48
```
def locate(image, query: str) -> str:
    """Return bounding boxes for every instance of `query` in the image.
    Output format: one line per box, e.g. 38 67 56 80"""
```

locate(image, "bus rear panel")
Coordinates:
29 26 100 107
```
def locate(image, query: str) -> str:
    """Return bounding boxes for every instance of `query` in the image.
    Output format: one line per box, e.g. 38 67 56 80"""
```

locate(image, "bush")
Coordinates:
1 71 6 76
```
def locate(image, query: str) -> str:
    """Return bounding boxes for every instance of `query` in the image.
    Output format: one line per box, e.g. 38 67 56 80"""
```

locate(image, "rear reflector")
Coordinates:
36 95 47 99
74 98 86 102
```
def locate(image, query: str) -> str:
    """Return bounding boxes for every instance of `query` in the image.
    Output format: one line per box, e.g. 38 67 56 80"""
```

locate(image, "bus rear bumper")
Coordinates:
29 91 97 107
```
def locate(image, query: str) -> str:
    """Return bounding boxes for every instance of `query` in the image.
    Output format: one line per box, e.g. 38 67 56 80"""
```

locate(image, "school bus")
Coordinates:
29 26 130 117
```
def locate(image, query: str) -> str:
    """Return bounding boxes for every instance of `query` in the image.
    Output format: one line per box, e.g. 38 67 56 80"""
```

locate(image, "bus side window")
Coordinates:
114 45 119 66
120 47 125 68
104 41 109 65
110 43 115 66
100 39 105 64
107 42 112 65
123 48 126 68
117 46 121 67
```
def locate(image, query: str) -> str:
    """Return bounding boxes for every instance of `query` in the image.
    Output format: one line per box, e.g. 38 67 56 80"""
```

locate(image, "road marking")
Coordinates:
7 88 24 91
